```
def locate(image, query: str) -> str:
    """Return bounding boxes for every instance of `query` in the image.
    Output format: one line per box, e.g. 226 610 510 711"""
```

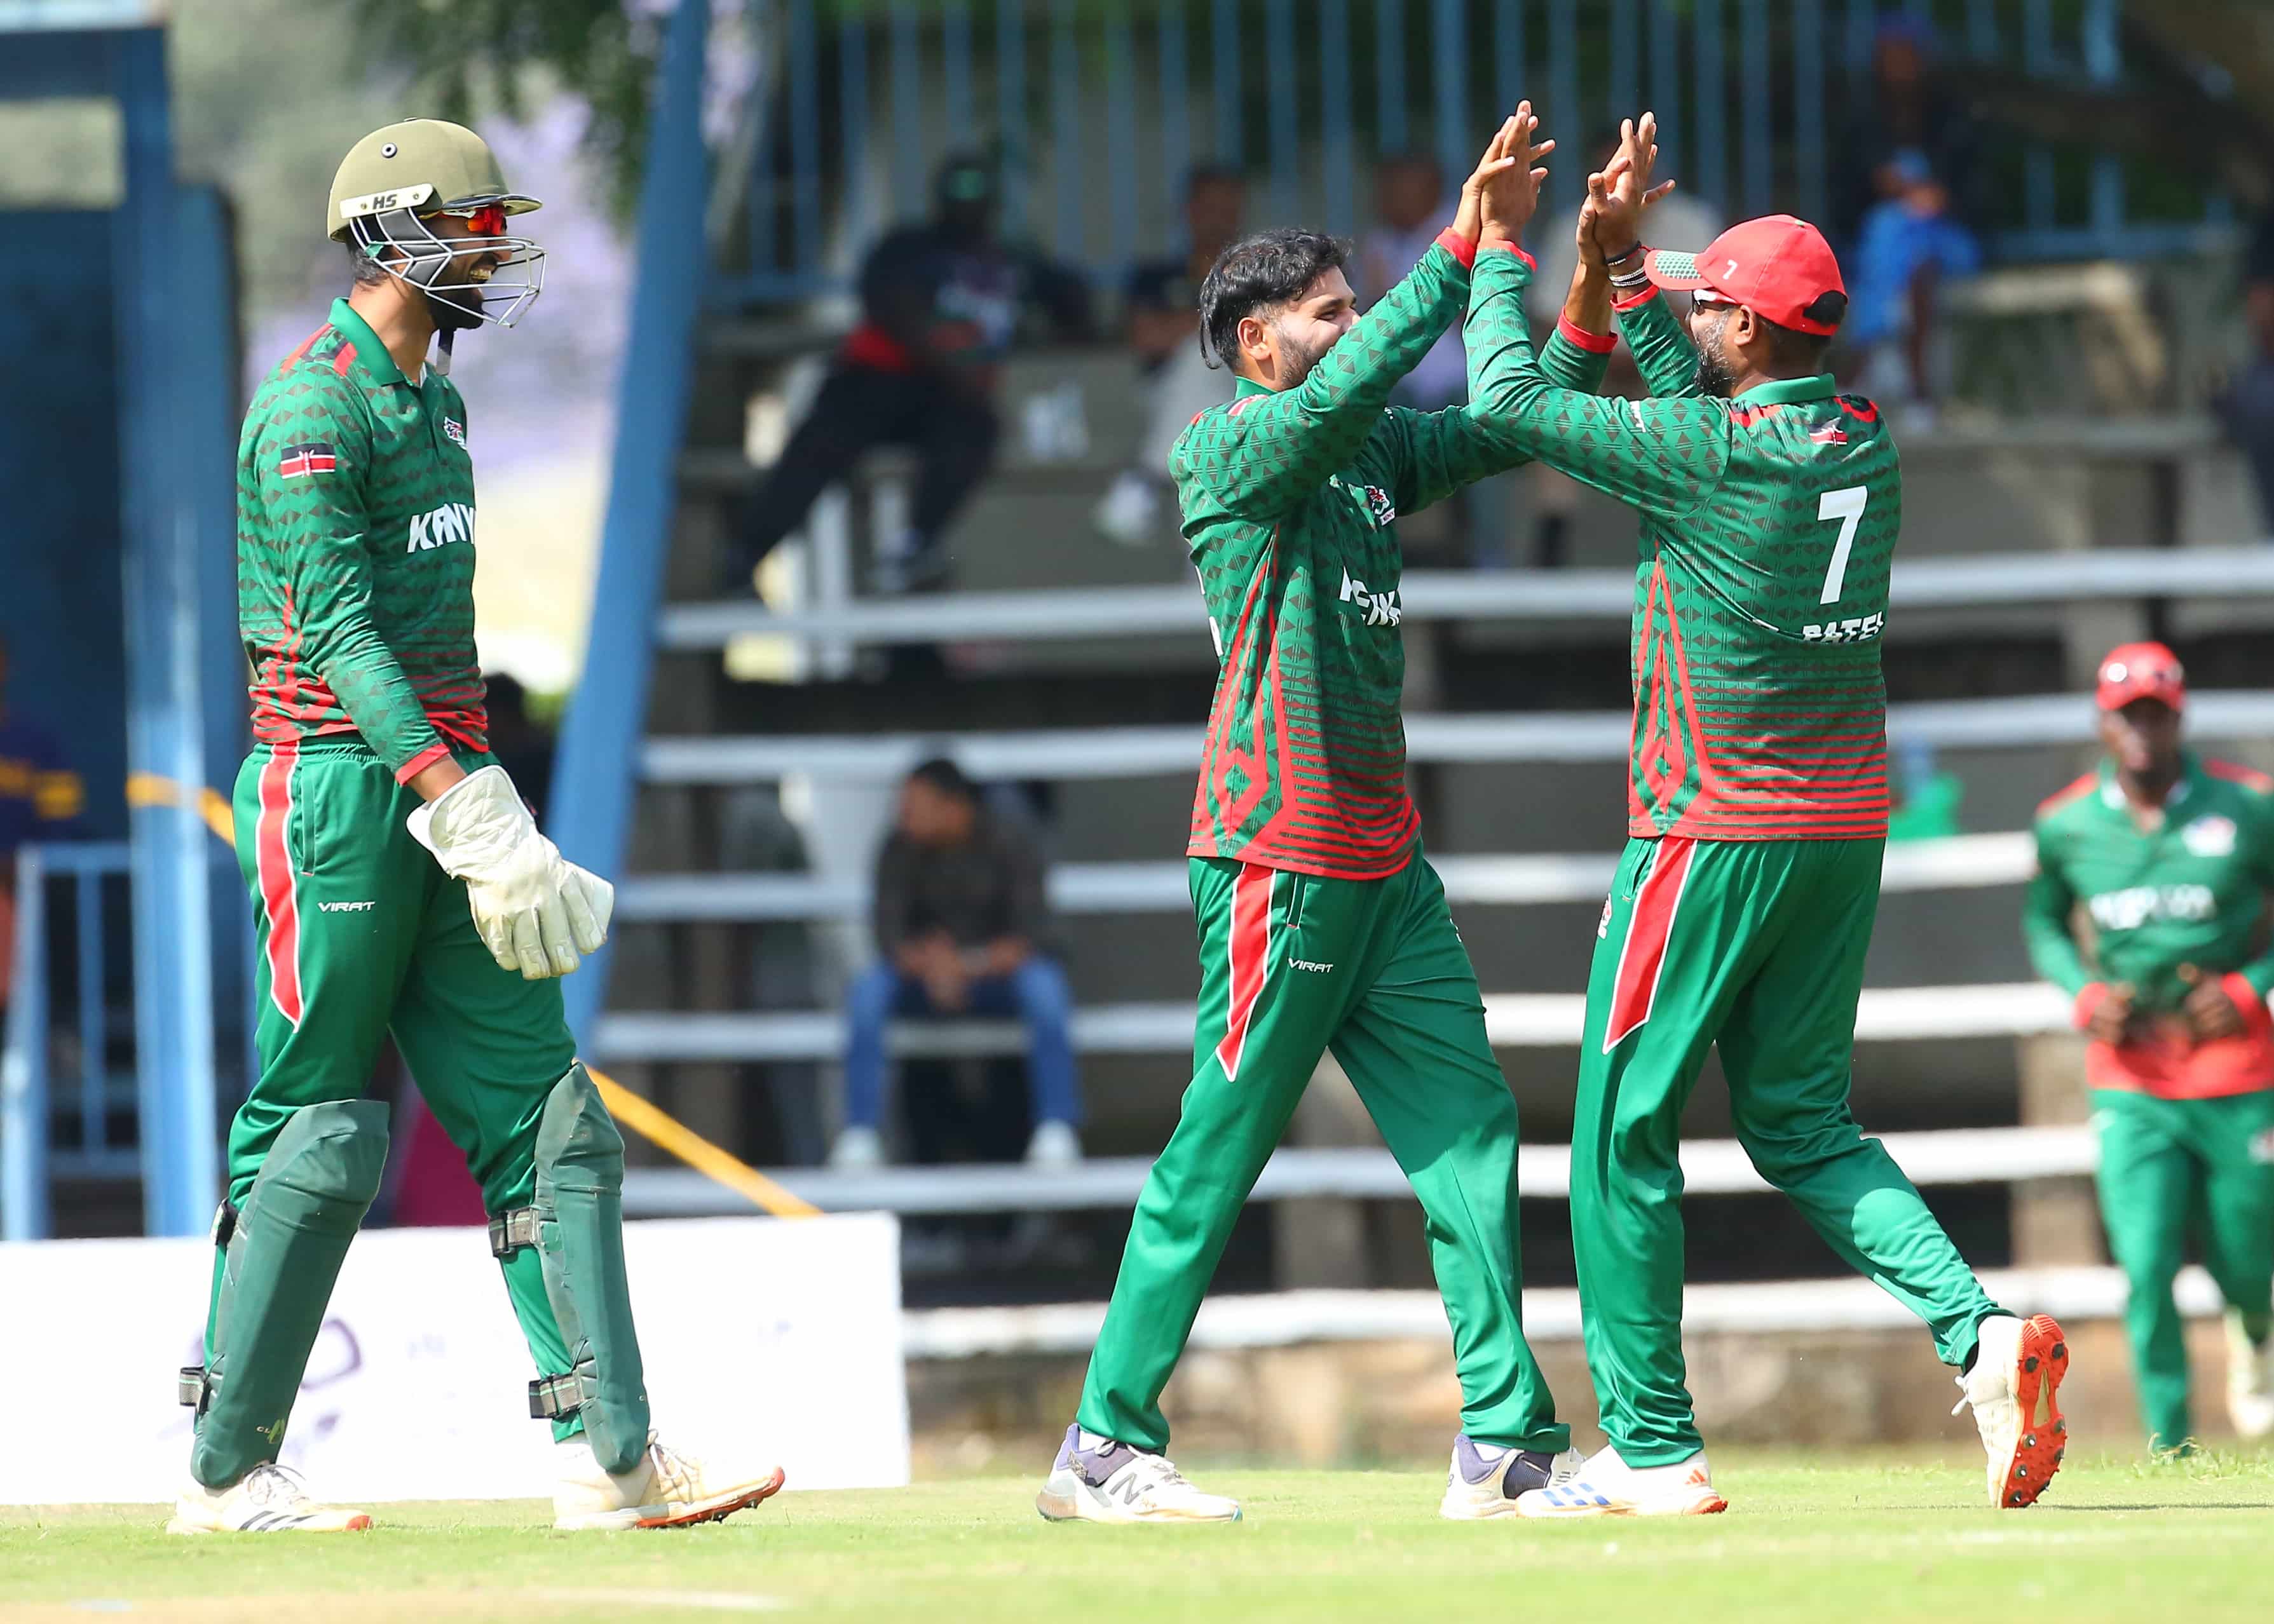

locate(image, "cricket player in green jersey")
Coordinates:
1453 116 2069 1517
2025 642 2274 1451
170 120 780 1535
1038 109 1618 1526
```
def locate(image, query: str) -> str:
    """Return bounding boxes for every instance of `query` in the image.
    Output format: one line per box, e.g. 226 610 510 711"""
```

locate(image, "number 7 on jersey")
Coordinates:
1817 485 1869 606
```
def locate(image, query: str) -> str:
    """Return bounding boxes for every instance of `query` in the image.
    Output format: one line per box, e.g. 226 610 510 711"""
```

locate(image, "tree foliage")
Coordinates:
353 0 664 217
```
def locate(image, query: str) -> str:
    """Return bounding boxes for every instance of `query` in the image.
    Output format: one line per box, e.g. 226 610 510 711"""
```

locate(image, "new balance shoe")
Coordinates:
1035 1424 1242 1524
2225 1309 2274 1440
1515 1446 1727 1518
1954 1312 2069 1508
1438 1433 1584 1520
554 1431 786 1530
166 1463 371 1534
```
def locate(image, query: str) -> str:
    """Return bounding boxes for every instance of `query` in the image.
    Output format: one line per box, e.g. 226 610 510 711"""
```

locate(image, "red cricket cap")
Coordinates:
1645 215 1848 336
2096 641 2186 712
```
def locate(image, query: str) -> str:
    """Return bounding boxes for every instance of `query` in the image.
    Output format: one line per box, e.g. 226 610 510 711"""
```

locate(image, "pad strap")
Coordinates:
489 1207 541 1257
179 1365 214 1414
529 1369 598 1421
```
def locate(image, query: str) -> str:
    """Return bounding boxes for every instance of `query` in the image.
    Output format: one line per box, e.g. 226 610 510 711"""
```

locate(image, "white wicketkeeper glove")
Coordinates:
406 764 613 980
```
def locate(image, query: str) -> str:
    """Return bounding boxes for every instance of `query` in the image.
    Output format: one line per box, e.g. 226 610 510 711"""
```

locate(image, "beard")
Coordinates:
1691 322 1740 398
1271 321 1337 388
423 281 487 335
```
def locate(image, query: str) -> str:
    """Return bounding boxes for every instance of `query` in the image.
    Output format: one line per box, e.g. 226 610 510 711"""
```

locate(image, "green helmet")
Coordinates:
329 119 545 330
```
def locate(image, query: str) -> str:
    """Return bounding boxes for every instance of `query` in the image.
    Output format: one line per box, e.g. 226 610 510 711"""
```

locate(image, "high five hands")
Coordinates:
1580 111 1678 271
1454 103 1555 247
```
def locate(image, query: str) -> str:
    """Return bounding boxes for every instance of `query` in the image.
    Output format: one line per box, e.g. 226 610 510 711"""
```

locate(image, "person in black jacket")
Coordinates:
732 154 1093 593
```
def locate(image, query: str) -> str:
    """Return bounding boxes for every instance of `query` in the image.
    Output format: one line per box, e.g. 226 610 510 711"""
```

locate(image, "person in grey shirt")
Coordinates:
833 758 1082 1168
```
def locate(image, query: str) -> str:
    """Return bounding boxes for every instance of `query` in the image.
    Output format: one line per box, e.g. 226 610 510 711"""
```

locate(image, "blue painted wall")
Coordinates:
0 209 128 845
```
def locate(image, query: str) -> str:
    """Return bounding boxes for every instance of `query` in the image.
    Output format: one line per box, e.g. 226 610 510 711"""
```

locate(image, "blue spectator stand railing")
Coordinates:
1 842 252 1242
1 841 249 1237
715 0 2218 309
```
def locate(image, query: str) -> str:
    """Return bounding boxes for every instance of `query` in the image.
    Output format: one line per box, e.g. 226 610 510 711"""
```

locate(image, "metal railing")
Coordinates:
722 0 2212 305
4 844 135 1241
1 842 245 1242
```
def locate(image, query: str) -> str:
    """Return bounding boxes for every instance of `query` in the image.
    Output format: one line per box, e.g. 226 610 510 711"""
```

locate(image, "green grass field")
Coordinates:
6 1452 2271 1623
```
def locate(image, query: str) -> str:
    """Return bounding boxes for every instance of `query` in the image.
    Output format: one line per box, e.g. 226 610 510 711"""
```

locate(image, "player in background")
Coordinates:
171 119 780 1535
1458 115 2069 1516
2024 644 2274 1451
1037 109 1615 1526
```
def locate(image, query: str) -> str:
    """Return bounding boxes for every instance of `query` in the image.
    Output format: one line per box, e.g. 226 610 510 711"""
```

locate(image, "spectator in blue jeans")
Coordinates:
831 759 1082 1170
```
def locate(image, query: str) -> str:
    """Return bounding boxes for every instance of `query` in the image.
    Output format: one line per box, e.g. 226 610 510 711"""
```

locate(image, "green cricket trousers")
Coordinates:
2090 1085 2274 1449
1575 834 2001 1466
226 737 583 1412
1078 850 1567 1455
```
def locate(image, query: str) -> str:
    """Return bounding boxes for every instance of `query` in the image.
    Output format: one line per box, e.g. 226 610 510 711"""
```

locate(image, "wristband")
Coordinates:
1609 264 1652 289
1603 241 1644 268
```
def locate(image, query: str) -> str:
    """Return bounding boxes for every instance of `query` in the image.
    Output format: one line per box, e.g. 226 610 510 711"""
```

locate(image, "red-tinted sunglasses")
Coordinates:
438 203 511 235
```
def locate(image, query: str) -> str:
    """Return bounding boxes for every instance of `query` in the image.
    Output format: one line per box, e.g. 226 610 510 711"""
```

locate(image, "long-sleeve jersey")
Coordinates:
2025 753 2274 1099
1464 262 1902 841
1176 231 1609 879
236 299 486 782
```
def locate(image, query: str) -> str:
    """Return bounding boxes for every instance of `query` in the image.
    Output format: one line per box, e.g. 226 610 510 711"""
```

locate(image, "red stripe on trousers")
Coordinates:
1215 863 1274 1081
1603 837 1694 1053
255 740 304 1027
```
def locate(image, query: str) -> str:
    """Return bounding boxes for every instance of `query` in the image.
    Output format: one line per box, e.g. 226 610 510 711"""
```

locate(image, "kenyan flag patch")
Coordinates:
278 442 336 478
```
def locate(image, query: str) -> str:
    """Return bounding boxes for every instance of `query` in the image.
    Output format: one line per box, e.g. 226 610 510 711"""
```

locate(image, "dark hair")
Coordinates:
1199 229 1349 370
906 755 976 804
348 240 390 287
1758 290 1849 374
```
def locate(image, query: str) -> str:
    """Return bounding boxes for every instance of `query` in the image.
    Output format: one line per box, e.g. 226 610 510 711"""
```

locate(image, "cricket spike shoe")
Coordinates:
166 1463 372 1534
1954 1313 2070 1508
1035 1424 1243 1524
554 1431 786 1530
1439 1433 1586 1520
2225 1309 2274 1440
1514 1447 1728 1518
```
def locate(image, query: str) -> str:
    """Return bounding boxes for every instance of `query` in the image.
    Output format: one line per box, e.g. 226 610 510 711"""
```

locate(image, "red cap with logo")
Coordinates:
1644 215 1848 335
2095 640 2186 712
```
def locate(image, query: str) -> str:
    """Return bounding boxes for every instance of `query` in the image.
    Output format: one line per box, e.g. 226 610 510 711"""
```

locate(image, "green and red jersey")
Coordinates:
1466 266 1901 841
1174 231 1610 879
237 298 485 782
2026 752 2274 1098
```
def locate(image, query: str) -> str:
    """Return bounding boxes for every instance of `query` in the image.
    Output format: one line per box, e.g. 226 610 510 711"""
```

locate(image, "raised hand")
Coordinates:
1478 101 1555 246
1584 112 1677 266
1452 113 1523 246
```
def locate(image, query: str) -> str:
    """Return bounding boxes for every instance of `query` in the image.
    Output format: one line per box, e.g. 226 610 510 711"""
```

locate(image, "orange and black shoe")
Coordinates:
1954 1313 2070 1508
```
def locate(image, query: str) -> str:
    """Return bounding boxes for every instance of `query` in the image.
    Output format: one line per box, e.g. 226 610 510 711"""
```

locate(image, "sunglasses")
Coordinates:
437 203 511 236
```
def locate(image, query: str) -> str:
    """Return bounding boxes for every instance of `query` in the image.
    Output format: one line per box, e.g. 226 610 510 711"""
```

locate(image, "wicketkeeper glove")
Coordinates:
407 764 613 979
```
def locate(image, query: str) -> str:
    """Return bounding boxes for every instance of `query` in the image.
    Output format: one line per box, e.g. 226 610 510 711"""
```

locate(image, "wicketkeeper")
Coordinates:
170 120 779 1534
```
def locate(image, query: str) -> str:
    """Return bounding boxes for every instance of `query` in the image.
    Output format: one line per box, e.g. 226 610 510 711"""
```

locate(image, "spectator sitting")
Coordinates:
1095 163 1248 546
1356 151 1467 416
1833 17 1986 423
832 758 1082 1170
478 671 554 825
730 153 1094 596
2214 210 2274 536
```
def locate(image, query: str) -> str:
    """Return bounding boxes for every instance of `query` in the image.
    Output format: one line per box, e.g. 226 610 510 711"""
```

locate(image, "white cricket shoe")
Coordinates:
1953 1313 2069 1508
2226 1309 2274 1440
554 1431 786 1531
1438 1433 1586 1519
1515 1445 1727 1517
1036 1425 1242 1524
166 1462 371 1534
